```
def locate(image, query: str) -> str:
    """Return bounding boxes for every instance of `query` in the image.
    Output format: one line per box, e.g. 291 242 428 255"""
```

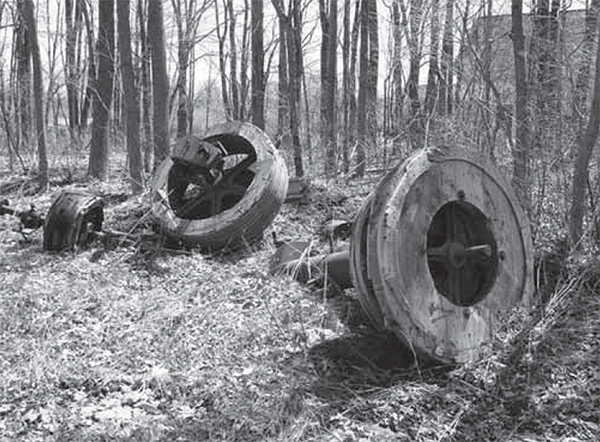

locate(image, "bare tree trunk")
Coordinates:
483 0 492 104
79 1 95 131
424 0 440 118
215 0 233 120
356 0 368 177
251 0 265 128
138 0 153 172
366 0 378 153
320 0 337 177
89 0 114 180
529 0 563 166
341 0 354 173
20 0 48 188
172 0 189 138
44 0 63 131
227 0 240 118
300 57 313 168
65 0 81 138
481 0 494 156
117 0 144 193
355 0 378 177
531 0 562 117
15 0 31 153
572 0 599 130
511 0 531 212
272 0 304 177
391 0 403 135
454 0 469 109
277 16 289 140
348 0 360 166
112 48 122 135
570 35 600 245
0 69 27 173
239 0 250 120
405 0 425 149
440 0 454 115
148 0 169 168
188 45 196 132
288 0 304 177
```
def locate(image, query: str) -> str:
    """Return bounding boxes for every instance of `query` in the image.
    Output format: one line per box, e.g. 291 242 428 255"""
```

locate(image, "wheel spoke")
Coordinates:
428 242 491 266
223 167 253 188
211 189 221 215
178 182 249 218
213 184 247 214
222 155 256 185
178 188 215 217
449 268 461 304
445 203 454 241
461 244 492 259
427 244 450 265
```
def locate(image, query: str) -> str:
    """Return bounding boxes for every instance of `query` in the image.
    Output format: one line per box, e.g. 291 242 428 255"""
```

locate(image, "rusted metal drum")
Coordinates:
350 146 533 364
149 121 288 250
43 190 104 251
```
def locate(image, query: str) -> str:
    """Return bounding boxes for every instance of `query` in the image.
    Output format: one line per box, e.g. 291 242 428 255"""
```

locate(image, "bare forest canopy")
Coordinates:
1 0 600 247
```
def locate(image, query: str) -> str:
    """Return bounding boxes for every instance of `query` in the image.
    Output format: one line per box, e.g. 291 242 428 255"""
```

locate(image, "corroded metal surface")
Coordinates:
43 190 104 251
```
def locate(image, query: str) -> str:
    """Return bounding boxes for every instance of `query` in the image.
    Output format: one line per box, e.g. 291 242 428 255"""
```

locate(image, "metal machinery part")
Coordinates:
426 200 498 307
0 200 45 233
3 122 286 253
349 146 533 364
167 136 253 220
269 240 353 291
43 190 105 251
150 121 288 250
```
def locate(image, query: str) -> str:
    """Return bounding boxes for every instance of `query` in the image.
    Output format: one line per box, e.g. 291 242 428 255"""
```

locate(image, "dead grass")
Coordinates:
0 171 598 442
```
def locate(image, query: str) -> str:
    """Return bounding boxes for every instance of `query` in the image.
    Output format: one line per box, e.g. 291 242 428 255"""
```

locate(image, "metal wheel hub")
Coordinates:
426 200 498 307
167 135 256 220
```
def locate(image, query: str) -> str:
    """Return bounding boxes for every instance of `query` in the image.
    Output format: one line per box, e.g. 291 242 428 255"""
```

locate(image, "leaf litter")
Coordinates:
0 174 598 441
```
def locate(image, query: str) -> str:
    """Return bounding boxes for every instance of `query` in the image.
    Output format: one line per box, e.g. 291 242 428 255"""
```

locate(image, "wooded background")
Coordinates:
2 0 600 247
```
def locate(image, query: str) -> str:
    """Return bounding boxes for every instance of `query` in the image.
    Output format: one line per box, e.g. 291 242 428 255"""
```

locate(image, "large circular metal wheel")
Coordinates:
350 147 533 364
149 121 288 250
349 193 384 326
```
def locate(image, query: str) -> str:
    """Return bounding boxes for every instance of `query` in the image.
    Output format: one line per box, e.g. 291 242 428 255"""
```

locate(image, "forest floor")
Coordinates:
0 165 598 442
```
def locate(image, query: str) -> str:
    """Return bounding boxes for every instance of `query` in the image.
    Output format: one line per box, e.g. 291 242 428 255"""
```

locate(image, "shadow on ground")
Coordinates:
307 329 416 389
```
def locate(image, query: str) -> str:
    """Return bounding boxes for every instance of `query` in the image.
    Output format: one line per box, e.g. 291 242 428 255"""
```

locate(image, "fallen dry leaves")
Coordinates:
0 173 598 442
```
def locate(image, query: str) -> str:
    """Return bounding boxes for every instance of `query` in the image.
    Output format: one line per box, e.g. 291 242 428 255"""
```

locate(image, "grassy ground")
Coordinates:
0 169 598 441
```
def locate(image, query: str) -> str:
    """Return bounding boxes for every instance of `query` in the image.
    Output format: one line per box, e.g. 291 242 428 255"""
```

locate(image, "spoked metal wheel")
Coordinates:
150 121 288 250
